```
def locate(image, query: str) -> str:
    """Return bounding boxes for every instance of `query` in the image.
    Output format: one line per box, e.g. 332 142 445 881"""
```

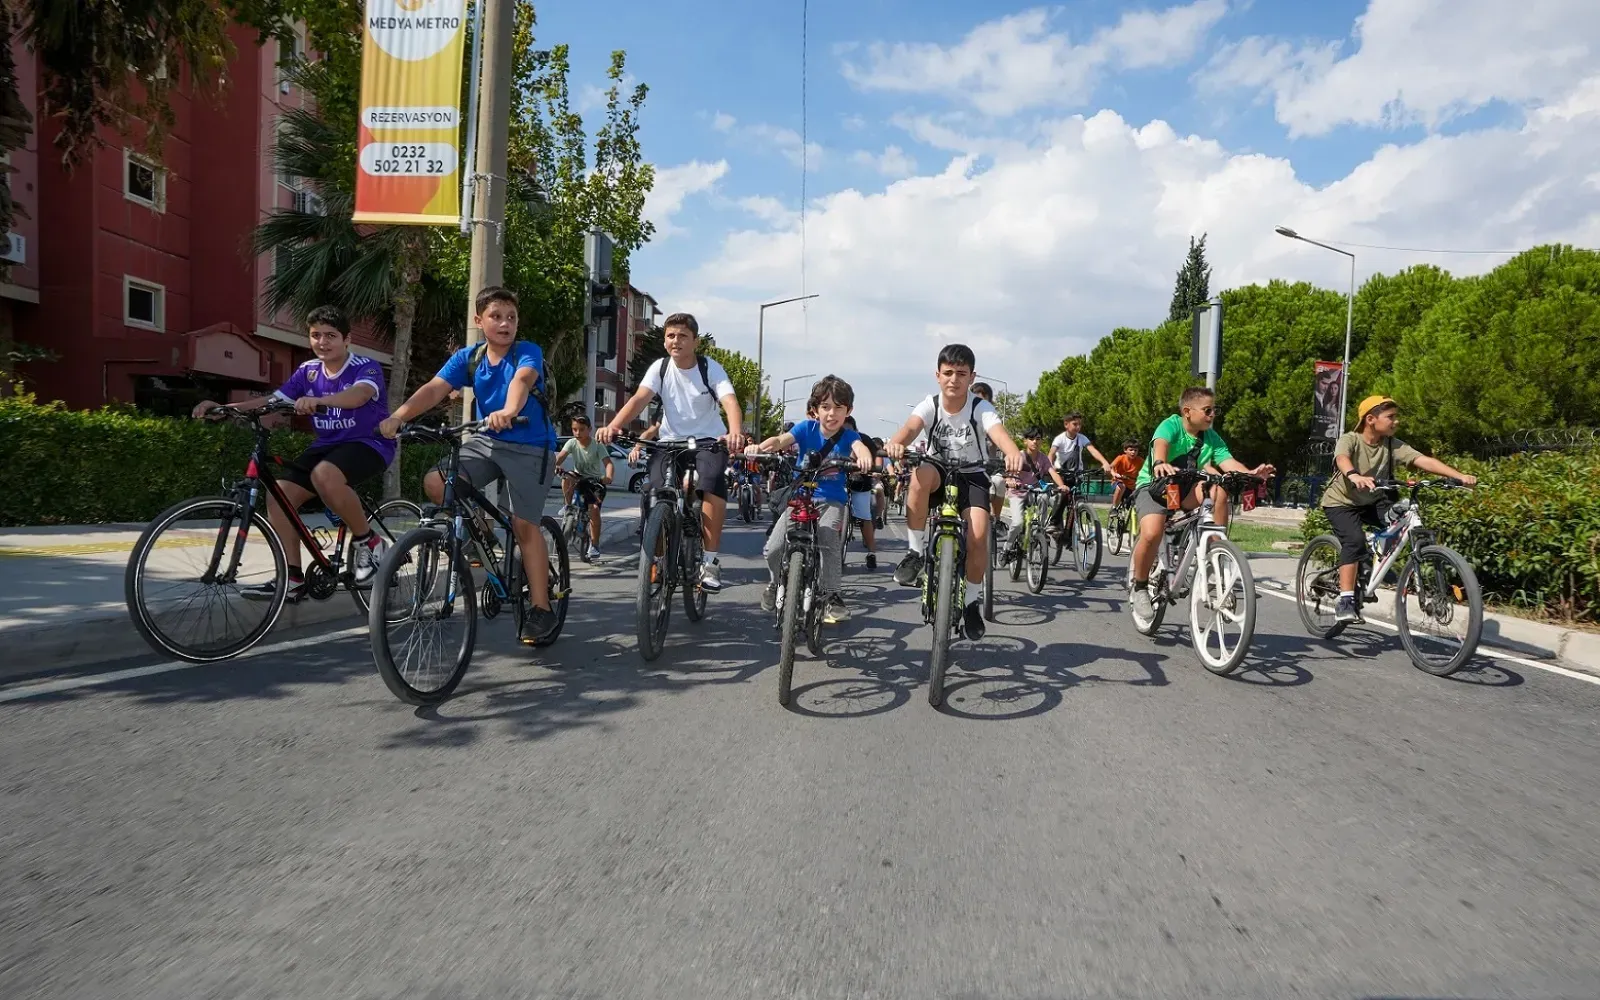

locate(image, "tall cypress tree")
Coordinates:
1168 234 1213 322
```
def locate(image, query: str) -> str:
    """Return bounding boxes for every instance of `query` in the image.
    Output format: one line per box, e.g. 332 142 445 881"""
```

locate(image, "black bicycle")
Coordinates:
1049 468 1103 579
125 400 421 662
366 417 570 705
899 451 1009 707
557 469 606 562
617 434 728 661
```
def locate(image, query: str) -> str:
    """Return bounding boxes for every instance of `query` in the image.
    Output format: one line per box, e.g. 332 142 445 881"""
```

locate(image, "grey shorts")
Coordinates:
1135 485 1175 520
438 435 553 523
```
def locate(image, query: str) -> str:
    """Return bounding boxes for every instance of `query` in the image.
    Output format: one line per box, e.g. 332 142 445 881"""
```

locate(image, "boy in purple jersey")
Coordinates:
192 305 395 599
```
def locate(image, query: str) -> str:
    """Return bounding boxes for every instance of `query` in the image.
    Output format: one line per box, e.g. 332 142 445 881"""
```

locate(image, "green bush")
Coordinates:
0 393 447 526
1299 450 1600 623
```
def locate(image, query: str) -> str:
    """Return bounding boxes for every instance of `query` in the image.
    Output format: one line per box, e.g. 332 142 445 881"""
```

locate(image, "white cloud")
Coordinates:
736 196 797 227
643 160 729 237
746 123 824 171
841 114 867 132
1198 0 1600 136
851 145 918 178
711 111 737 133
653 77 1600 429
841 0 1227 116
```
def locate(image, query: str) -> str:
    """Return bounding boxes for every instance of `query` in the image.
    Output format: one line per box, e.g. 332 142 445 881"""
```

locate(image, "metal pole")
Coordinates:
458 0 484 238
755 305 765 443
1341 254 1355 433
462 0 512 419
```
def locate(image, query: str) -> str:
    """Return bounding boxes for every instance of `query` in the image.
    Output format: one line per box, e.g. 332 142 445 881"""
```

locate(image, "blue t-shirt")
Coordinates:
790 419 861 504
436 341 556 448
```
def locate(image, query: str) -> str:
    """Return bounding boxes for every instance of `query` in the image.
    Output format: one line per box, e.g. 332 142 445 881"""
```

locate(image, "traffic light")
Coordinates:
589 280 618 361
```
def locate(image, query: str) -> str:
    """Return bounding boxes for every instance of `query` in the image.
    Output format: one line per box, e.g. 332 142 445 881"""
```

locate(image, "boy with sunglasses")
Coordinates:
1127 386 1275 622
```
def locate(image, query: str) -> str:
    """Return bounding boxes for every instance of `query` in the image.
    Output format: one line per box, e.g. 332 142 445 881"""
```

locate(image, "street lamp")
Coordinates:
1276 226 1356 434
778 372 817 424
974 375 1009 394
755 294 820 442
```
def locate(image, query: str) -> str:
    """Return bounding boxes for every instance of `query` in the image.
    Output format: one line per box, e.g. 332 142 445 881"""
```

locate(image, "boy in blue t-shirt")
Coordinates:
745 375 874 625
381 286 562 645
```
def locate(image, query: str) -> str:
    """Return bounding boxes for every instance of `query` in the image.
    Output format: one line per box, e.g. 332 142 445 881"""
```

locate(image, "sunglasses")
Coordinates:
1187 405 1216 416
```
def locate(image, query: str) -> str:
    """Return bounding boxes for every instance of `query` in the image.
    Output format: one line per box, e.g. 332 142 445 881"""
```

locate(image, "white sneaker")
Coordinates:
586 542 600 562
700 559 723 593
353 535 387 586
1130 586 1154 620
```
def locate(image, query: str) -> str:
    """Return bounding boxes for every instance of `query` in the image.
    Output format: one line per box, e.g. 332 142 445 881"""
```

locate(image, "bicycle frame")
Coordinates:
428 435 523 614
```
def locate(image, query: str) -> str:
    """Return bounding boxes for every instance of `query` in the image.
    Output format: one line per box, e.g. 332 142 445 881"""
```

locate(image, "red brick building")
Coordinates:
7 25 391 415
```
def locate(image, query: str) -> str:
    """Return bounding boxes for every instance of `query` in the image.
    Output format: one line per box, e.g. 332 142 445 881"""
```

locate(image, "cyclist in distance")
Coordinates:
556 413 615 562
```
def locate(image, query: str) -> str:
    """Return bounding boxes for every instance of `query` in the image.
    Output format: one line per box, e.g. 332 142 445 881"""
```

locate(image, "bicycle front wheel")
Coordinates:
1026 523 1049 594
982 527 996 622
125 495 288 662
1190 535 1256 676
777 550 805 706
1109 507 1129 555
1395 544 1483 676
369 526 477 705
928 538 958 708
1073 505 1102 580
636 503 675 660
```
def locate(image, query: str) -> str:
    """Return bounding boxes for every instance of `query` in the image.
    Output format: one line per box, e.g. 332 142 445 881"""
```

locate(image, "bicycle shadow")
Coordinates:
938 636 1172 720
1290 621 1524 687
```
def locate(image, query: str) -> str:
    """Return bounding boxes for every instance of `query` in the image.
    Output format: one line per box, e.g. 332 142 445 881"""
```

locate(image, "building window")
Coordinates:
124 277 165 331
124 151 165 210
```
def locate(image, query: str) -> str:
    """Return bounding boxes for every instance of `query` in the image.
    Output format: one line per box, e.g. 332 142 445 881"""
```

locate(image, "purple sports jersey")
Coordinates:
271 353 396 463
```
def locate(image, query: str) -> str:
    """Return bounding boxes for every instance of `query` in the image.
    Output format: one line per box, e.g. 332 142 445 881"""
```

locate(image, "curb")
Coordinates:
1247 554 1600 679
2 512 643 681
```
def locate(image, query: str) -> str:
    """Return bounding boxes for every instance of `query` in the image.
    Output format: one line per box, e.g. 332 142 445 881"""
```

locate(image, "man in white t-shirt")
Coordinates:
1046 412 1114 534
884 343 1023 641
599 313 744 591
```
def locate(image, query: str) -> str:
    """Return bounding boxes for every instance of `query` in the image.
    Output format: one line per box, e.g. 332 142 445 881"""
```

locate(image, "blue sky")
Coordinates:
533 0 1600 429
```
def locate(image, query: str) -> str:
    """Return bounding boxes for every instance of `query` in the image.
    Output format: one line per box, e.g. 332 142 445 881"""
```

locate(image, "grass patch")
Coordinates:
1224 522 1302 554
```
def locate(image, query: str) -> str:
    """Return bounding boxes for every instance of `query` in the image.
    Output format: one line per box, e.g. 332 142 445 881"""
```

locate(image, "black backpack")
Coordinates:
466 339 555 419
647 355 714 427
925 395 988 463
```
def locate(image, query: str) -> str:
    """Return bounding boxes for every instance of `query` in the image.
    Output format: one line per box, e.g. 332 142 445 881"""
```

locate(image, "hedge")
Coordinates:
1301 449 1600 624
0 394 447 526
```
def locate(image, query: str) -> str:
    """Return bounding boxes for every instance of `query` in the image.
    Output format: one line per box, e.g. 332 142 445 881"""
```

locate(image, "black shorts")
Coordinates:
1324 501 1393 566
278 441 388 493
927 469 991 514
647 446 729 500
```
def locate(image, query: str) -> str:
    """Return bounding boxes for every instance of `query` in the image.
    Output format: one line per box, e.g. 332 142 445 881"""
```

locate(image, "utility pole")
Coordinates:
583 231 615 425
459 0 513 419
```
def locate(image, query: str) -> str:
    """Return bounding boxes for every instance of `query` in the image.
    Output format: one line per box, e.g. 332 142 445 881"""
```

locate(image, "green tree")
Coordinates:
1168 233 1212 323
992 390 1023 427
702 345 783 434
626 326 668 390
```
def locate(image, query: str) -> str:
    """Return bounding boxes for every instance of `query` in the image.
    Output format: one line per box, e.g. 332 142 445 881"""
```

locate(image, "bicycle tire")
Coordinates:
1074 505 1103 580
1026 523 1049 594
1189 535 1255 676
982 526 996 622
682 512 708 623
125 495 288 662
369 526 477 705
1109 507 1129 556
928 537 957 708
529 515 570 647
1396 544 1483 676
1294 534 1347 639
636 503 675 661
561 506 583 558
348 499 424 620
506 529 527 634
777 550 805 706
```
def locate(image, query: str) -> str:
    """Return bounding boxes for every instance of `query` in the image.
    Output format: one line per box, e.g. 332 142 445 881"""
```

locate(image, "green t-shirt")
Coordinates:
1134 414 1234 488
559 437 612 480
1320 432 1423 509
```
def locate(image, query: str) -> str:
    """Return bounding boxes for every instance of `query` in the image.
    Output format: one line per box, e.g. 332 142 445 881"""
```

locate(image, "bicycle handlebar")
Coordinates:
898 451 1009 477
199 399 298 422
610 433 729 454
395 415 529 443
1145 469 1264 495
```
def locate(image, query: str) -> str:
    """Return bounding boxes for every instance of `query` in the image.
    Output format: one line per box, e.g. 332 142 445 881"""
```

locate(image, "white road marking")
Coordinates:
1254 587 1600 688
0 626 370 703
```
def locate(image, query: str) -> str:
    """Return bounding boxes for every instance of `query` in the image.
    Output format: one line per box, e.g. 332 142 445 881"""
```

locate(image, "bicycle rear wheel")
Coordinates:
636 503 674 660
529 515 571 646
1294 534 1347 639
928 538 957 708
1395 544 1482 676
682 513 708 622
369 526 477 704
348 499 424 620
125 495 288 662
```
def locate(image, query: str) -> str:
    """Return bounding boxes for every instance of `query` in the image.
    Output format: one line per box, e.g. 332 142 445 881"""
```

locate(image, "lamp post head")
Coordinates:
1274 226 1299 239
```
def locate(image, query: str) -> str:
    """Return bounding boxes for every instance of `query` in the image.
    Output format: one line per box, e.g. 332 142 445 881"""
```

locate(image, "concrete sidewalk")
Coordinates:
1246 553 1600 678
0 495 644 677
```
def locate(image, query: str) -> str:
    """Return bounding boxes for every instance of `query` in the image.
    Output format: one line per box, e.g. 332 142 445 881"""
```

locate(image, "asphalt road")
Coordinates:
4 513 1600 999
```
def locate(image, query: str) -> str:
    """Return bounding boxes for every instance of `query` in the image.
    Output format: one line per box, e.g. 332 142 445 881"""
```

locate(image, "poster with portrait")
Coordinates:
1311 361 1343 440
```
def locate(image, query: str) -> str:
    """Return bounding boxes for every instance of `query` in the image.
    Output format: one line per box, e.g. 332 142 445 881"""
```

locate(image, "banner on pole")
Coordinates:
1311 361 1343 440
352 0 468 225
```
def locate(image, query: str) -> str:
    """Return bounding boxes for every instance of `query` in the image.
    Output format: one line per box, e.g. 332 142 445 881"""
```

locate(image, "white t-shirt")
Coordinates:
912 393 1001 466
1050 431 1091 471
640 356 737 441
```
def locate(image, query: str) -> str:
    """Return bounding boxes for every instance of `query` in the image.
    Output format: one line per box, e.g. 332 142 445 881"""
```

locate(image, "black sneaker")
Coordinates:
893 550 924 586
1335 595 1361 623
963 600 986 641
242 578 306 603
865 553 877 571
520 606 560 644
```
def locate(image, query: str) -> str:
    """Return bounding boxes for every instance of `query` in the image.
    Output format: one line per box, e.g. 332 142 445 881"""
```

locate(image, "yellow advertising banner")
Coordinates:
352 0 468 225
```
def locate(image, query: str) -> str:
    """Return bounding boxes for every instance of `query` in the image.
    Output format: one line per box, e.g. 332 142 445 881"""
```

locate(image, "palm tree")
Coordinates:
252 57 430 498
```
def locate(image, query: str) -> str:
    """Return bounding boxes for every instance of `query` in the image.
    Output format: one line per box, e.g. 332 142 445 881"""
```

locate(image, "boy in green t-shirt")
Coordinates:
1321 395 1475 622
556 414 615 561
1129 386 1275 621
